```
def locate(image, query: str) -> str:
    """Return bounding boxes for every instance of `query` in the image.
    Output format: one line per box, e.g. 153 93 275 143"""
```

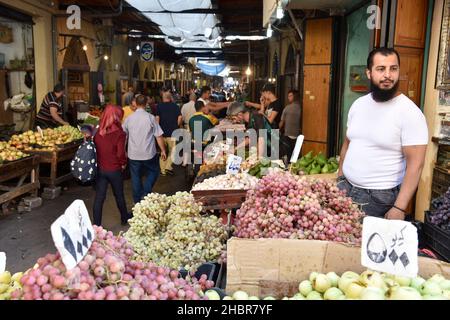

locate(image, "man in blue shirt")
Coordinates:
155 91 182 176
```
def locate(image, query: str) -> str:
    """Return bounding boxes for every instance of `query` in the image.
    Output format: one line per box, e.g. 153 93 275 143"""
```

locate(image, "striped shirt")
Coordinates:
36 92 62 125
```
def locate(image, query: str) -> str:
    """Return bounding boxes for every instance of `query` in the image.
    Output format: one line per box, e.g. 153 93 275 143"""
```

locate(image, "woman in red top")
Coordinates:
93 105 131 226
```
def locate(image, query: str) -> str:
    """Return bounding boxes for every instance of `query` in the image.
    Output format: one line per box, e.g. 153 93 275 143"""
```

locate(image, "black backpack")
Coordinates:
71 140 97 183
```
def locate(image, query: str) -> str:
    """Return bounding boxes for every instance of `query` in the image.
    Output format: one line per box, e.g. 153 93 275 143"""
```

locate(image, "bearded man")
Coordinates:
337 48 428 220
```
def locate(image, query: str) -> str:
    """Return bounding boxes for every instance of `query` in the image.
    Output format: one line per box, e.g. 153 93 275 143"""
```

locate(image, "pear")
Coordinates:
0 271 11 285
359 270 388 292
410 276 426 291
360 287 386 300
324 287 344 300
326 272 340 287
422 295 447 300
223 296 233 300
205 290 221 300
394 275 411 287
421 281 443 296
291 293 305 300
439 279 450 291
309 272 319 283
0 283 9 294
298 280 313 297
306 291 323 300
338 272 360 292
248 296 260 300
263 296 276 300
389 287 422 300
428 274 446 284
313 274 331 293
344 282 365 299
232 290 249 300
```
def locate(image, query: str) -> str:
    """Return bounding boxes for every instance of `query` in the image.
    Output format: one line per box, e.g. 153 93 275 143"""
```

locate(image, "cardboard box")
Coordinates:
306 172 338 180
226 238 450 297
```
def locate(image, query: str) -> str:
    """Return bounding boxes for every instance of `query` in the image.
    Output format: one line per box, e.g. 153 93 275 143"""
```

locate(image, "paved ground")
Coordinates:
0 165 191 273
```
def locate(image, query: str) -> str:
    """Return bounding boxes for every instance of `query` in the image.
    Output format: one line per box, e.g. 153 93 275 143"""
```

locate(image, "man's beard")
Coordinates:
370 80 399 102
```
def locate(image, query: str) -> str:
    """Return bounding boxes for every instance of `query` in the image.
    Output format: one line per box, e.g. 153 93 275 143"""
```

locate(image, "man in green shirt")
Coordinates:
189 100 218 146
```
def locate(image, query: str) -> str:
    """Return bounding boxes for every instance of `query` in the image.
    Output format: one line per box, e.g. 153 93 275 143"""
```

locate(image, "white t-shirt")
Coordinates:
343 93 428 190
198 98 210 106
181 101 196 126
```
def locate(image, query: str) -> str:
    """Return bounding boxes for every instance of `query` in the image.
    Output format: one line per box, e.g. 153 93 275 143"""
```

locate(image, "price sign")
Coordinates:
51 200 95 270
226 155 242 175
0 252 5 273
290 135 304 163
361 217 418 278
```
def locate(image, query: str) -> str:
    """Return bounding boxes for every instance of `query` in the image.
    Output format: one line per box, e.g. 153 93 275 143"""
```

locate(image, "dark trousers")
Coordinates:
93 169 129 226
337 176 400 218
281 136 297 160
129 155 160 204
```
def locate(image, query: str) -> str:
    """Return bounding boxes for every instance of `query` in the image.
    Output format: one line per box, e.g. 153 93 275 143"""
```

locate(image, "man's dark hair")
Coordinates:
136 94 147 106
195 100 205 112
367 47 400 70
262 83 276 95
288 89 300 101
200 86 211 96
53 83 65 93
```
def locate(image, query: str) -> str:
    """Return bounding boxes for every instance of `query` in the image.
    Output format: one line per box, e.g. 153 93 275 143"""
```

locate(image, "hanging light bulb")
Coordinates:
245 66 252 76
266 24 273 38
136 44 140 51
128 49 132 56
82 44 88 51
104 55 109 60
276 2 284 19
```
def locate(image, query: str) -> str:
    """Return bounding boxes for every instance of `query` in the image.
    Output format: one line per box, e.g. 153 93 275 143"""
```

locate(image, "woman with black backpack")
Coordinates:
93 105 132 226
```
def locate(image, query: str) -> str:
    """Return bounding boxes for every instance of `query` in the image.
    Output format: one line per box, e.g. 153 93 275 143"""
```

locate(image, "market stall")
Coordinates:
0 154 39 214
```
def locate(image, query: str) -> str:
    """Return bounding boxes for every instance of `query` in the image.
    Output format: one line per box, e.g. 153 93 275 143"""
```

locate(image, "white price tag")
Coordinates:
290 135 305 163
0 252 5 273
51 200 95 270
361 217 418 278
226 155 242 175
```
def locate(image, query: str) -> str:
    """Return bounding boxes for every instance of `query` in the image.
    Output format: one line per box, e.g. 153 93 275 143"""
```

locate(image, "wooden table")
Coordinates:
28 142 81 188
0 155 40 213
191 189 249 211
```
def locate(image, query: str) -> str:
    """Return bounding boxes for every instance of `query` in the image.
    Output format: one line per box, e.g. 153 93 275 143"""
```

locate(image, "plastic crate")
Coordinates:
423 212 450 262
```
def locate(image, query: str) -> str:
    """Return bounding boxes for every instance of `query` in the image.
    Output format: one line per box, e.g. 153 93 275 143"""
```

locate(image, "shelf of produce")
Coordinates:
0 155 40 213
27 143 81 188
191 189 249 211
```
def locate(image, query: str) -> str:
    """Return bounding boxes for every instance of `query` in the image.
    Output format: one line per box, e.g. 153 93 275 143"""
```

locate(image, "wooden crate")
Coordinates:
191 189 249 211
28 143 81 188
0 155 40 213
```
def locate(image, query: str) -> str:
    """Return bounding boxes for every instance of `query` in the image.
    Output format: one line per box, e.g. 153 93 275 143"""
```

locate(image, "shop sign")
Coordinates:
361 217 418 278
51 200 95 270
140 41 154 62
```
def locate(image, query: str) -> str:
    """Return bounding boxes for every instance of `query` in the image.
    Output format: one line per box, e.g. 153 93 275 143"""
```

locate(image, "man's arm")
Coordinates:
177 115 183 127
385 145 427 220
207 101 228 112
337 136 350 177
267 111 279 125
245 101 262 110
50 106 69 126
156 135 167 161
155 116 160 124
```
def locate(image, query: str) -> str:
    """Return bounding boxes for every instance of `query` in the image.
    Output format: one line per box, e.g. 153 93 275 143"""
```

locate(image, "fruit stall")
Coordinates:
0 154 40 214
9 126 84 189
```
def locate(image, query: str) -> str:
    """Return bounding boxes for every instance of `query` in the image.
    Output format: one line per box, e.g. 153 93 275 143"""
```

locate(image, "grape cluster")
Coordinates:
234 171 363 244
12 226 212 300
430 187 450 231
124 192 228 270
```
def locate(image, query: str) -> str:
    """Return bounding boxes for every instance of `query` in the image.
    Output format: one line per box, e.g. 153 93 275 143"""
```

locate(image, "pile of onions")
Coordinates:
234 172 363 244
12 226 213 300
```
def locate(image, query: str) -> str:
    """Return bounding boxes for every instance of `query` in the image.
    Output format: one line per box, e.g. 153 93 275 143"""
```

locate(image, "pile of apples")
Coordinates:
0 271 23 300
9 126 83 152
0 141 28 163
